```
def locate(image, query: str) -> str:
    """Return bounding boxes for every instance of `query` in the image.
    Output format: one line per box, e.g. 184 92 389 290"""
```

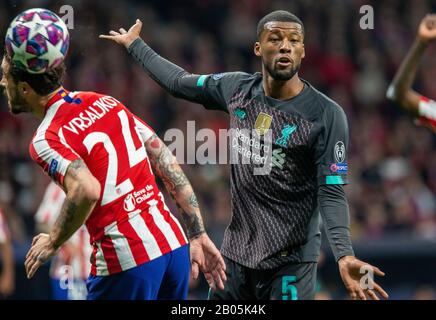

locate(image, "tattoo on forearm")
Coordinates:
182 213 205 239
158 149 189 192
51 200 79 249
50 159 94 249
147 134 189 194
68 159 86 174
146 134 205 238
189 193 199 208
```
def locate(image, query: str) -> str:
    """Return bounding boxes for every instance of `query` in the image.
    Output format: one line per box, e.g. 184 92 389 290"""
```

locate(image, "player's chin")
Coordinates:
271 69 295 81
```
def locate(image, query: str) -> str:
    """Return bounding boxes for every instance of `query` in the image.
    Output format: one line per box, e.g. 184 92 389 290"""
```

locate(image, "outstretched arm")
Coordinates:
100 20 206 102
387 14 436 115
25 160 101 279
100 20 242 111
145 134 226 291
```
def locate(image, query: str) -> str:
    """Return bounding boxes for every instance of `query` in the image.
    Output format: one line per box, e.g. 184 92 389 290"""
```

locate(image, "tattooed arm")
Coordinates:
25 160 101 278
145 134 227 290
145 134 205 239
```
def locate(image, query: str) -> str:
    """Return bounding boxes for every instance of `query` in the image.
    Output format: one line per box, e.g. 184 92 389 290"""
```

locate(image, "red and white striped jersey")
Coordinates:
0 208 10 243
35 181 91 280
29 89 188 276
418 96 436 133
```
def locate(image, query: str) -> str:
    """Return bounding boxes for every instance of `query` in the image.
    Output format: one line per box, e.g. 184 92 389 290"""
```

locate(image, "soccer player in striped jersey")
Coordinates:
35 181 91 300
0 207 14 298
387 14 436 132
1 31 226 302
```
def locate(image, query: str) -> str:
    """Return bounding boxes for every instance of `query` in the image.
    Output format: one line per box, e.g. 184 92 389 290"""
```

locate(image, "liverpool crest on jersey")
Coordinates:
276 124 297 147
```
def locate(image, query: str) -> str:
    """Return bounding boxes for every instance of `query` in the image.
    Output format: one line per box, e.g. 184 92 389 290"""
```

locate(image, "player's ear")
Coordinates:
18 81 33 96
302 43 305 59
254 41 262 57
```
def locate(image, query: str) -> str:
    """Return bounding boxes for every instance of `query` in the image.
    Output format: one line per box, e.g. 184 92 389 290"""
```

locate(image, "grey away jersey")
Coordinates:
196 72 349 269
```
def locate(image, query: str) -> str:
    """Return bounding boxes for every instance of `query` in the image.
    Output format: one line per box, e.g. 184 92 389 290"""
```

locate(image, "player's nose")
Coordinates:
279 39 292 53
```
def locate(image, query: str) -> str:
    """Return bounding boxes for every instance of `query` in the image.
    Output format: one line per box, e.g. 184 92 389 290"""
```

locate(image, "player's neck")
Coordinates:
262 73 304 100
31 86 63 119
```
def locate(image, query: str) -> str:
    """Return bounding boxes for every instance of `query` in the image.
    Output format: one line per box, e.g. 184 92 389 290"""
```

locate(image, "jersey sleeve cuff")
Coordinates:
318 174 349 186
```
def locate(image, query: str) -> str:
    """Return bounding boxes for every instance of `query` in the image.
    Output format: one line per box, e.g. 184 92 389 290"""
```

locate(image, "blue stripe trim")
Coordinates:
196 75 207 87
326 175 344 185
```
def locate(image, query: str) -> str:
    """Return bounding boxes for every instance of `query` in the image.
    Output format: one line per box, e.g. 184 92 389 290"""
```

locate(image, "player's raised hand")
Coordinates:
99 19 143 49
189 233 227 291
338 256 389 300
24 233 57 279
418 14 436 43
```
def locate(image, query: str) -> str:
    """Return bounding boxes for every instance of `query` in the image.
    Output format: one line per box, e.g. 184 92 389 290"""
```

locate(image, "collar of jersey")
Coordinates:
45 88 70 112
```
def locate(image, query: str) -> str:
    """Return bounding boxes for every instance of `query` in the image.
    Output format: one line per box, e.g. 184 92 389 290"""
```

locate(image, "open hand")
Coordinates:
24 233 57 279
99 19 143 49
190 233 227 291
338 256 389 300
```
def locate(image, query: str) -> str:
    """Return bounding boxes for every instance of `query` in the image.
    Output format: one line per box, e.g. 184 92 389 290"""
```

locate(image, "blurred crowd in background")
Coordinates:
0 0 435 299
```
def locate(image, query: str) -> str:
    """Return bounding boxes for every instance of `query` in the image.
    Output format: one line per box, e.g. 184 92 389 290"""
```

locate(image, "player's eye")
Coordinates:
289 37 301 44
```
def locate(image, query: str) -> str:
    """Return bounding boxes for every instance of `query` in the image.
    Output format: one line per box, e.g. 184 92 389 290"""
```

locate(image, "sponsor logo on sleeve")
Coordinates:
330 163 348 174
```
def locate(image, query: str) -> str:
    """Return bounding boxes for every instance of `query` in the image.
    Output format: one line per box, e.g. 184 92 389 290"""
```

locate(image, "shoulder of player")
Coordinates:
63 90 120 102
70 90 109 102
55 91 121 116
308 85 347 122
34 91 125 138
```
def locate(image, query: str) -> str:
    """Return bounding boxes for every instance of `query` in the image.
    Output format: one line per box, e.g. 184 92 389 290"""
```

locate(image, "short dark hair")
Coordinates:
4 52 66 96
257 10 305 39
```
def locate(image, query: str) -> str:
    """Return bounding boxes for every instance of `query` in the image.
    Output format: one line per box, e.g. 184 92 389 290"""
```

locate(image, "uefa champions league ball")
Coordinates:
5 8 70 74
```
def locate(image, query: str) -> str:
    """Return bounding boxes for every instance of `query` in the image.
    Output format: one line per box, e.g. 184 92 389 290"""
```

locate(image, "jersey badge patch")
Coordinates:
48 159 59 179
334 141 346 163
254 112 272 136
212 73 225 80
233 108 246 120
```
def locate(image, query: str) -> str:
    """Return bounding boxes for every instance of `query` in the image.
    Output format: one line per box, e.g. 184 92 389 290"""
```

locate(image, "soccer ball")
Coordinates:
5 8 69 74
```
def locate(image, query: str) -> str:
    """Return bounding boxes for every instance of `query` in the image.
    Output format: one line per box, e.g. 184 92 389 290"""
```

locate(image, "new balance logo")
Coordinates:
272 148 286 169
